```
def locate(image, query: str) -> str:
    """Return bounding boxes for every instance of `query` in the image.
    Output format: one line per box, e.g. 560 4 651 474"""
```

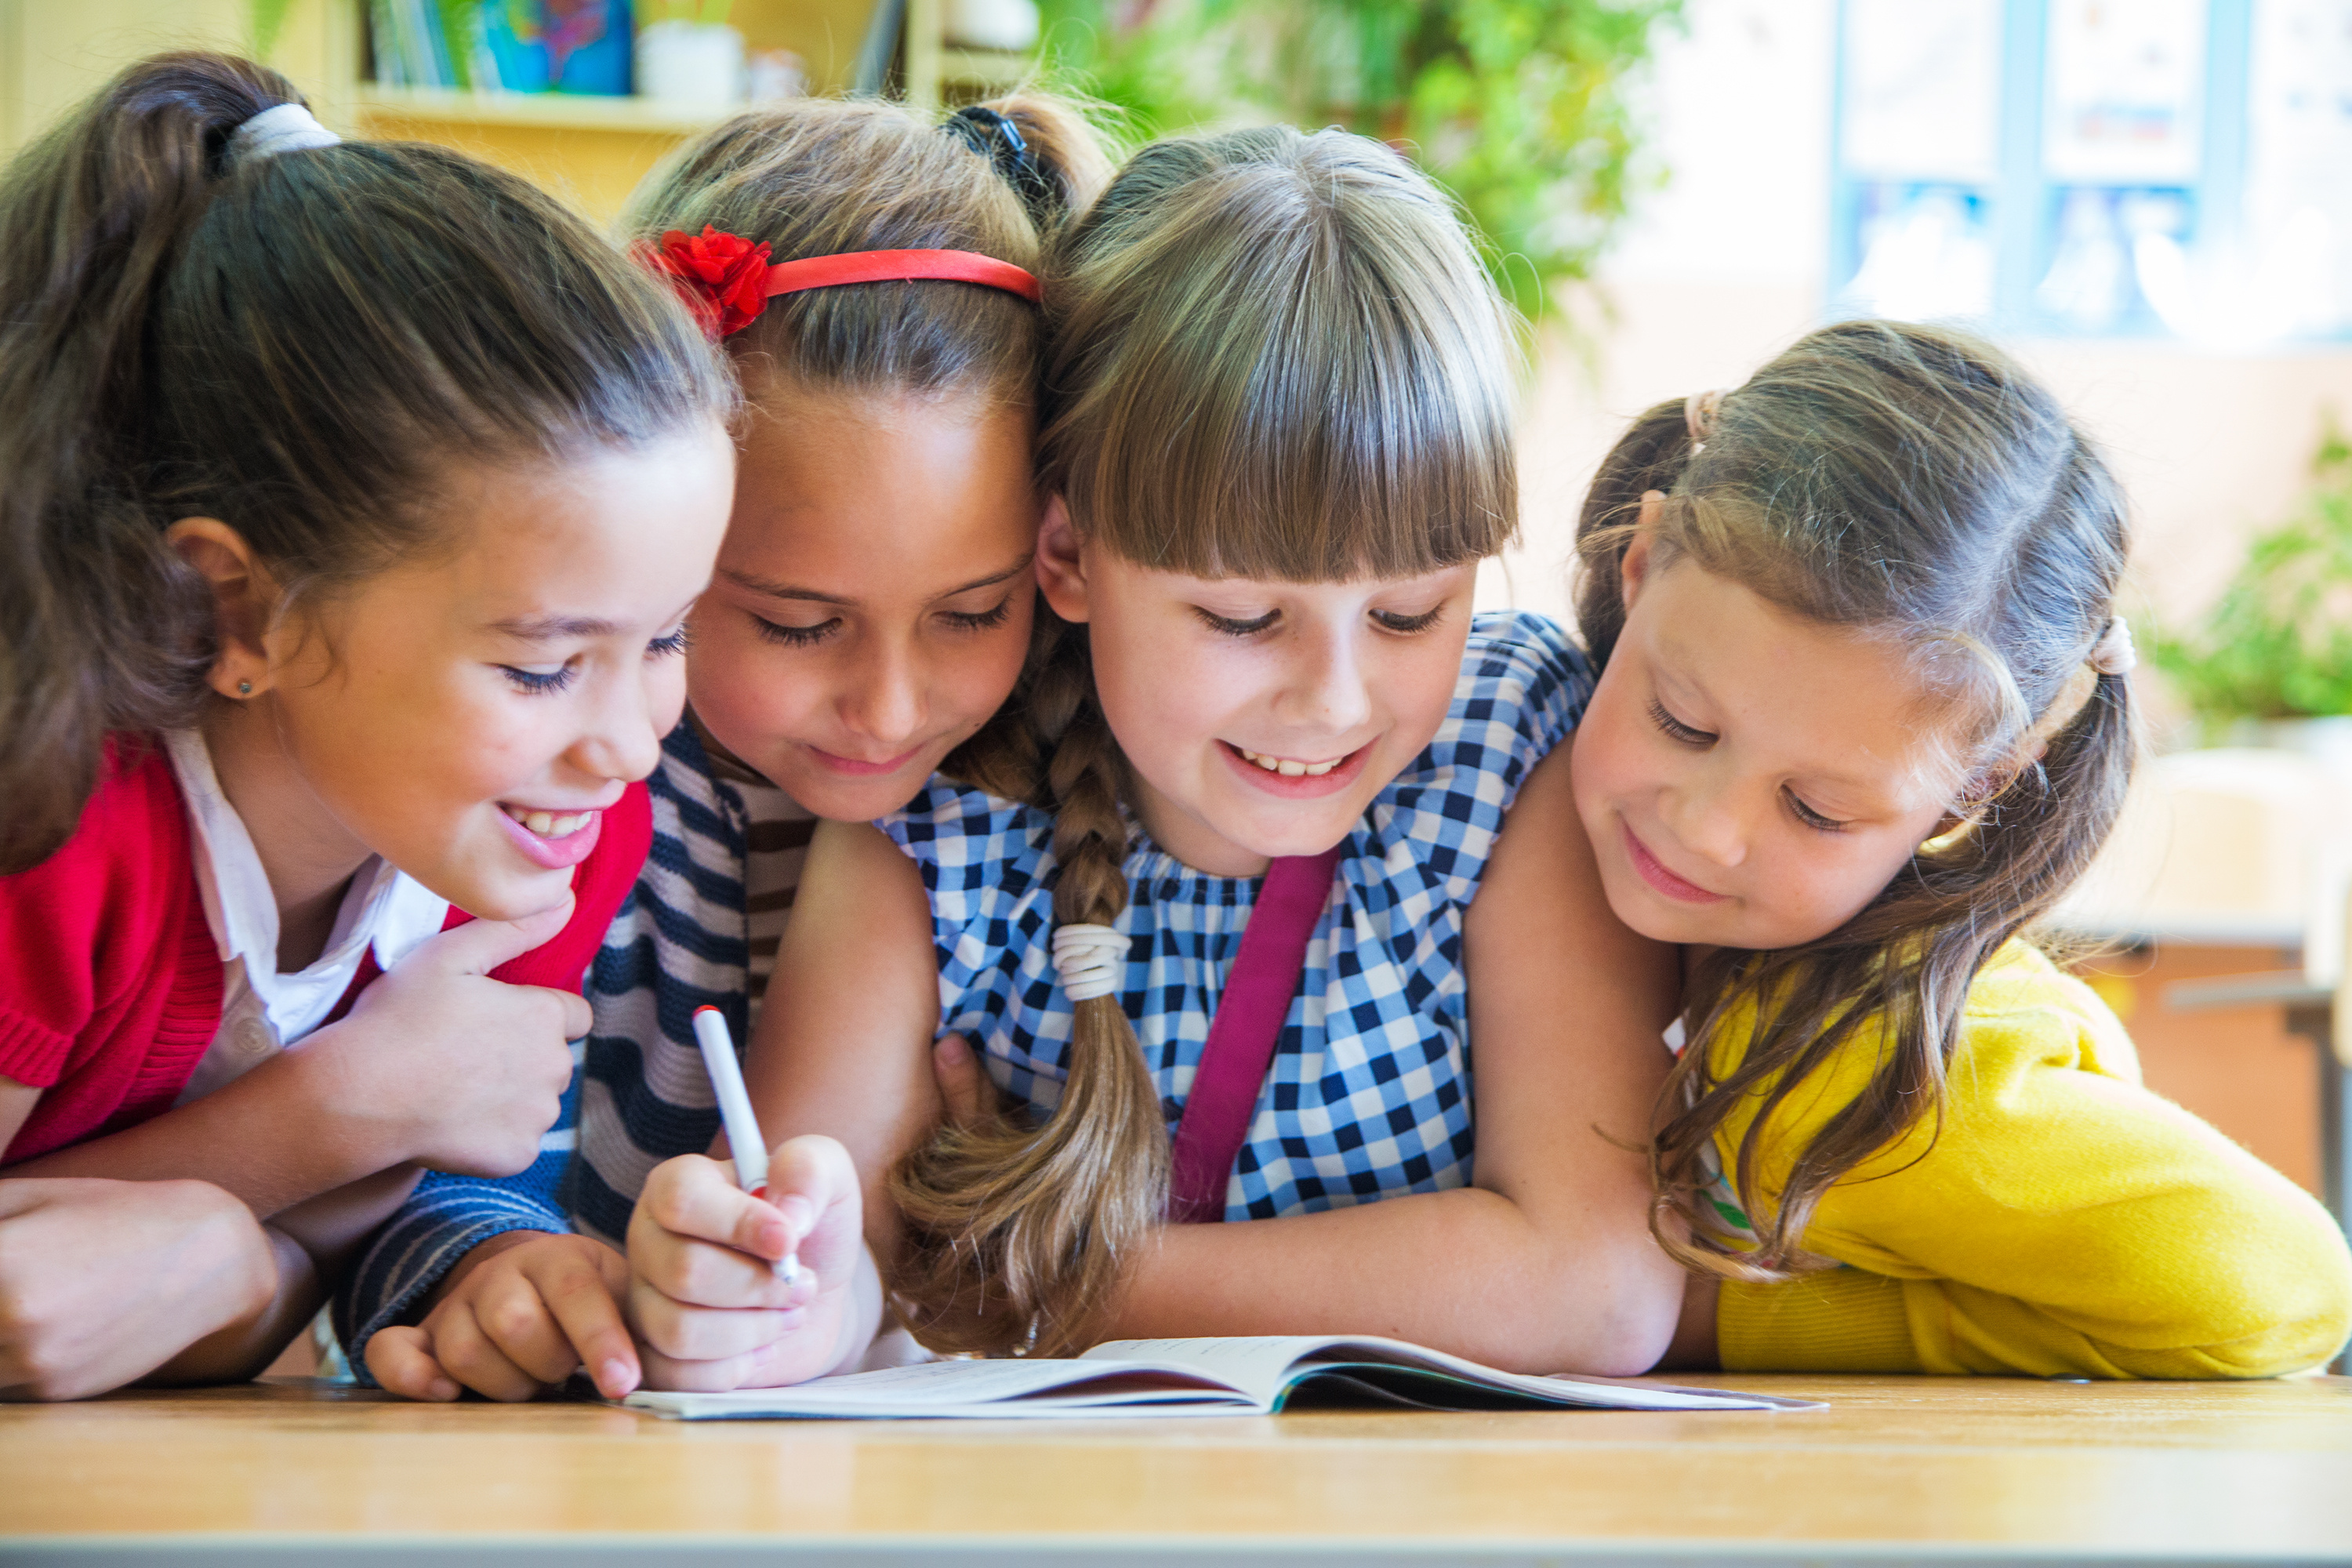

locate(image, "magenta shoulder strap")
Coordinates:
1165 844 1345 1224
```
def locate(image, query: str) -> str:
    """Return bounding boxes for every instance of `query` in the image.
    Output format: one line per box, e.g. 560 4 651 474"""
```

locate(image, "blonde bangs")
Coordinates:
1043 130 1519 581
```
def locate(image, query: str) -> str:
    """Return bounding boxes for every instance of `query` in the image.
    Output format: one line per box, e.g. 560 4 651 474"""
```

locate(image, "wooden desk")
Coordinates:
5 1375 2350 1564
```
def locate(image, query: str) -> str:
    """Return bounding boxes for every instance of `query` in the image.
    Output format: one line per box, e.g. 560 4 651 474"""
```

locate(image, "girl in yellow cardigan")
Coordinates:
1570 319 2352 1379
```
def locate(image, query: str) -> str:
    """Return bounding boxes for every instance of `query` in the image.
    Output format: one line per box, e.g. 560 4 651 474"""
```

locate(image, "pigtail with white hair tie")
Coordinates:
1051 924 1130 1004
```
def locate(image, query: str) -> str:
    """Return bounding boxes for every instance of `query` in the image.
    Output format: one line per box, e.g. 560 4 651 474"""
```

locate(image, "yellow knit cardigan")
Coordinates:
1706 942 2352 1377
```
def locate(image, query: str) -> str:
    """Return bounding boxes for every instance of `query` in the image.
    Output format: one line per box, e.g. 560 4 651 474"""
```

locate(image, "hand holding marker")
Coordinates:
690 1005 801 1285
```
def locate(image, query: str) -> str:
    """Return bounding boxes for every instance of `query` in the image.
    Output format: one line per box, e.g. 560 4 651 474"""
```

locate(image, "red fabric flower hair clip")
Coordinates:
647 227 775 339
644 225 1043 340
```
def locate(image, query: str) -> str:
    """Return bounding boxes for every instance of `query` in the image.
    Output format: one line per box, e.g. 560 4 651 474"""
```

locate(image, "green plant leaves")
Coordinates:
2154 419 2352 722
1033 0 1683 319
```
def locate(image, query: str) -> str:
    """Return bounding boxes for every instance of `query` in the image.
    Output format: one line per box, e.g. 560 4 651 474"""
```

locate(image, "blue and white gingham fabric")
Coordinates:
883 611 1592 1220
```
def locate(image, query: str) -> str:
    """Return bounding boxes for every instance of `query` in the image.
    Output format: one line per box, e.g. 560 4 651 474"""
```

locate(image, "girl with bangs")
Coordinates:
622 125 1689 1383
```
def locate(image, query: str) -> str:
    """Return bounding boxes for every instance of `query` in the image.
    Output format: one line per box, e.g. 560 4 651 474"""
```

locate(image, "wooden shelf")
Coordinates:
354 85 735 135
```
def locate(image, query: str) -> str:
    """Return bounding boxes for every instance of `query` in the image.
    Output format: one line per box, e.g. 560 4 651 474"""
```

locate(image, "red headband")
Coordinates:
648 227 1040 339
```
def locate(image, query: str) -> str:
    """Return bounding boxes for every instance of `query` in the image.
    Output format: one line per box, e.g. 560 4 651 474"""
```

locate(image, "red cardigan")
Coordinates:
0 738 651 1165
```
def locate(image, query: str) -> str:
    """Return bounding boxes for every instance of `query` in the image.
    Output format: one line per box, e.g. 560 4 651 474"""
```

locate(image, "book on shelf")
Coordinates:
368 0 634 95
621 1334 1820 1421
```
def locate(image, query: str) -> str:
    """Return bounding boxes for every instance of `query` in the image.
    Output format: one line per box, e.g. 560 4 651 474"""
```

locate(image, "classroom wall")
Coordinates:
2 0 243 152
1482 0 2352 732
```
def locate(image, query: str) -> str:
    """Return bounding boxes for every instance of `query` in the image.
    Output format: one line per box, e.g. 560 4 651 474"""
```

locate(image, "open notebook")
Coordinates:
620 1335 1816 1420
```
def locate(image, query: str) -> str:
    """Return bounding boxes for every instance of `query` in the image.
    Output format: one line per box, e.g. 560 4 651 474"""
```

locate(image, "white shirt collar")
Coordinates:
165 729 449 1044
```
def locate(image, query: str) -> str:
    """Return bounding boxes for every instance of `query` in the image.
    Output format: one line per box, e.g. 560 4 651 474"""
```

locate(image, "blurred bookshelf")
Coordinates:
328 0 1033 221
353 84 733 134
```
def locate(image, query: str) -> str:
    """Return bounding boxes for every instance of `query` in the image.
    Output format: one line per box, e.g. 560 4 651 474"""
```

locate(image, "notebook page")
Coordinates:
1287 1338 1799 1410
1087 1335 1798 1412
622 1356 1261 1421
1080 1337 1356 1405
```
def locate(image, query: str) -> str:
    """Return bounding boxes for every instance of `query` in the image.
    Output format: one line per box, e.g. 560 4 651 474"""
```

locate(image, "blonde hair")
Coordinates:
891 125 1521 1355
1573 319 2135 1281
622 93 1112 401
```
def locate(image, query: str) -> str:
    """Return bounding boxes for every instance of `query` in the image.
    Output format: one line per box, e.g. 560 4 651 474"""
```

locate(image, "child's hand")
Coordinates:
365 1231 636 1402
626 1135 868 1391
930 1033 1008 1133
303 899 590 1177
0 1178 278 1400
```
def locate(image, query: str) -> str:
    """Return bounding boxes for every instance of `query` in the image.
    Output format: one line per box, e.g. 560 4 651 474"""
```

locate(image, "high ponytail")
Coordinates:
0 51 731 875
1572 320 2138 1281
0 55 286 872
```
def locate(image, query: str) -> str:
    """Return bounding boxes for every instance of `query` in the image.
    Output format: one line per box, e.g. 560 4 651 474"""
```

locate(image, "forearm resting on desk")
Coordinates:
0 1178 282 1399
1105 1180 1679 1375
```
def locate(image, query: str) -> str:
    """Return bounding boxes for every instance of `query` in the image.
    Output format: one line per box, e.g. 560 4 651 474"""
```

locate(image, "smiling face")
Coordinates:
684 379 1041 821
1570 540 1965 952
1038 503 1477 877
242 426 735 921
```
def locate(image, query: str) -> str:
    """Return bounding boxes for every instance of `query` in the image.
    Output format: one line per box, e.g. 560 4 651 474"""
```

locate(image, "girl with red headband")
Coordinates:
0 53 735 1396
350 93 1113 1401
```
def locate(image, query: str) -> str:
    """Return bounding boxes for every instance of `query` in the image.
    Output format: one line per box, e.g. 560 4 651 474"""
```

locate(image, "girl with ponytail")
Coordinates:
0 53 737 1396
1570 319 2352 1378
351 94 1124 1401
656 124 1690 1381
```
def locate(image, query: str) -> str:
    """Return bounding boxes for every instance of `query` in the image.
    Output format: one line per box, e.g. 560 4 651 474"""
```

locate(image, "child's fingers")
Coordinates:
363 1325 461 1403
627 1276 798 1365
763 1134 861 1274
638 1155 793 1261
466 1272 593 1390
636 1340 792 1394
531 1259 641 1399
931 1035 994 1130
532 985 595 1043
411 896 575 978
630 1225 800 1310
425 1304 551 1403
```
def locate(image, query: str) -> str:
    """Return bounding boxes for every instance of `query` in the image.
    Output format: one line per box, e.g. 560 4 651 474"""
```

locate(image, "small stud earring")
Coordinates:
237 681 253 696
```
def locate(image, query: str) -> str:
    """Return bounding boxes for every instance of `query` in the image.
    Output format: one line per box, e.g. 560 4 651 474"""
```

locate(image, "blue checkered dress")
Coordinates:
883 611 1592 1220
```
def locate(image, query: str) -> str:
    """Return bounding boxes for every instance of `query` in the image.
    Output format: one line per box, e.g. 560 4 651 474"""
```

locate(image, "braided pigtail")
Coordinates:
892 618 1171 1355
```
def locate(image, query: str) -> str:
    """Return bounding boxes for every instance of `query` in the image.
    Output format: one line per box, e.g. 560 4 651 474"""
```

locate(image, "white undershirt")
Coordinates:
165 730 450 1106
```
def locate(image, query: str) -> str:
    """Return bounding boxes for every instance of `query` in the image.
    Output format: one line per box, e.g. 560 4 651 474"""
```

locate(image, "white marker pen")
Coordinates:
690 1004 800 1285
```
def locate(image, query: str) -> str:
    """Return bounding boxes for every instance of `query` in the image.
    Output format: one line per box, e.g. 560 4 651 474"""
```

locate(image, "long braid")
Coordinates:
892 619 1171 1354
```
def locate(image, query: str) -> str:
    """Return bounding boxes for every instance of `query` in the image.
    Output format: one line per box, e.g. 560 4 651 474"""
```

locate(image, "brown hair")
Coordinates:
1573 318 2134 1279
622 93 1112 402
0 52 731 875
891 125 1522 1355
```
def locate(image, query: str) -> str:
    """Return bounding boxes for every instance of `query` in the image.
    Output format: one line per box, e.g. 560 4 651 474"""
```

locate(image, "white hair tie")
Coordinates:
1051 923 1130 1004
2089 618 2137 677
1684 388 1725 449
227 103 340 166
